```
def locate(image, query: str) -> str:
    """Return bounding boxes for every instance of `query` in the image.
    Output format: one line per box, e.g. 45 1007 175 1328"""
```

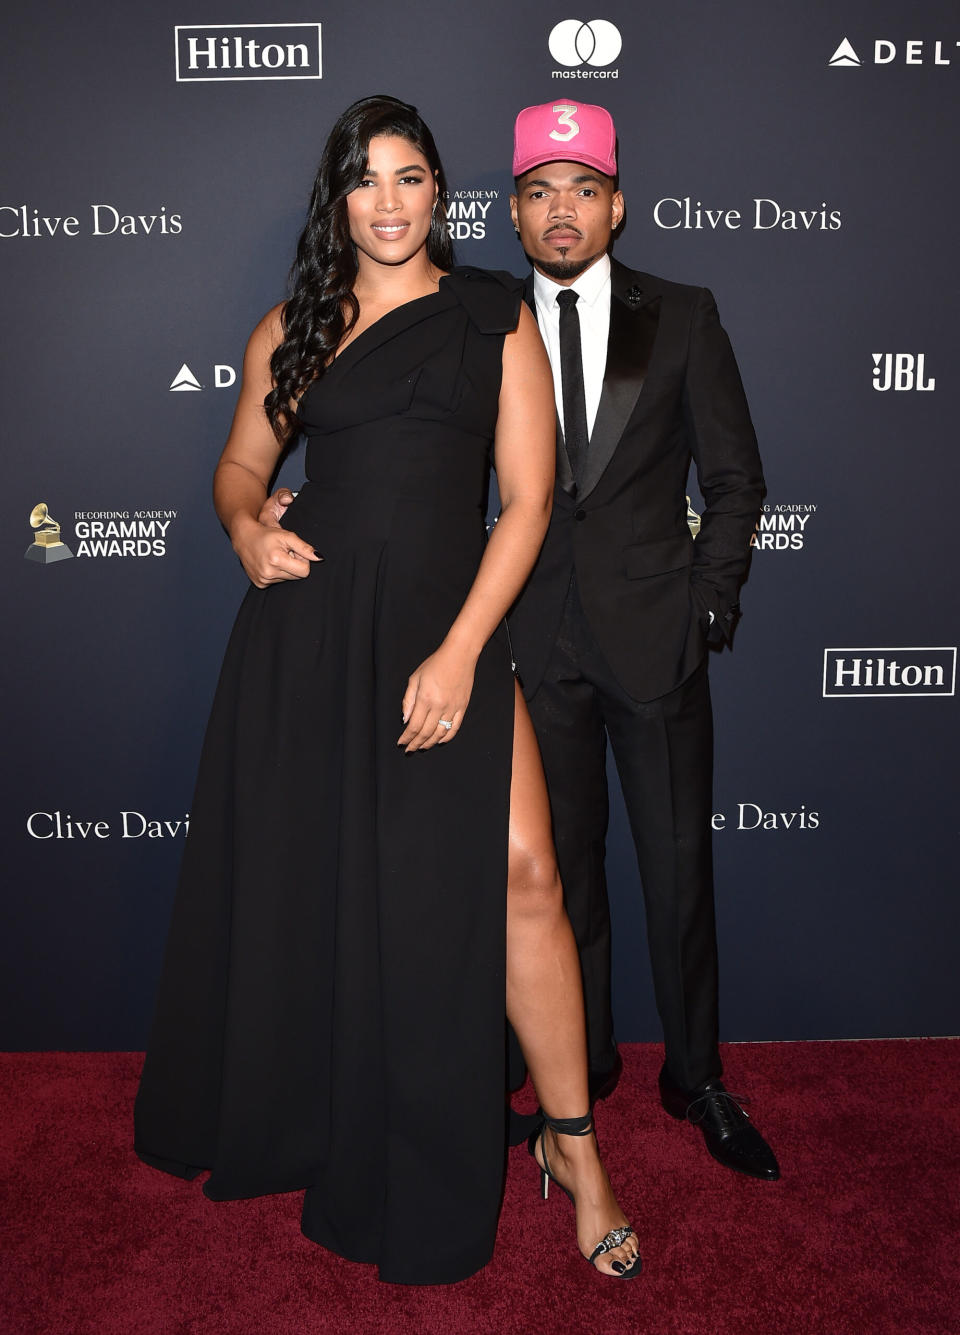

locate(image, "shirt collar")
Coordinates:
533 253 611 311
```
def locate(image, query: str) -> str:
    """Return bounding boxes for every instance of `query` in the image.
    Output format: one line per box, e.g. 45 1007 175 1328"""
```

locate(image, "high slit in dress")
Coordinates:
134 268 522 1284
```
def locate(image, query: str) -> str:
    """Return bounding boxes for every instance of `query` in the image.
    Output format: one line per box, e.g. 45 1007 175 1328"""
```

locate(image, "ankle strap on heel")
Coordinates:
541 1111 594 1137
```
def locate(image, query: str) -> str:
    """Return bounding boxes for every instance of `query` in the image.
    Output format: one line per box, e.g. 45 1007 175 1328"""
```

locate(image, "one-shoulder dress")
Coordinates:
134 269 523 1285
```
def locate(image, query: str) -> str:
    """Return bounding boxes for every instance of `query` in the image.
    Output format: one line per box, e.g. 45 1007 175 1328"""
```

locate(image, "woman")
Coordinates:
135 95 639 1285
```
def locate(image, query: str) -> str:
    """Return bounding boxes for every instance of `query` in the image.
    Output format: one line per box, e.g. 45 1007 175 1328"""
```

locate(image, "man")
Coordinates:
506 101 778 1180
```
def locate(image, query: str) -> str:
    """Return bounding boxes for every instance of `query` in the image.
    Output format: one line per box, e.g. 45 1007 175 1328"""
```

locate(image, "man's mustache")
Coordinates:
542 224 584 240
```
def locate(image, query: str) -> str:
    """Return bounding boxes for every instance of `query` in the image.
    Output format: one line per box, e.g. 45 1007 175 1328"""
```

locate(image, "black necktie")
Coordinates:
556 289 588 483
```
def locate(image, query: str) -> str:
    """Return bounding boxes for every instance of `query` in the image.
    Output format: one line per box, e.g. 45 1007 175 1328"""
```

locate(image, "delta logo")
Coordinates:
829 37 959 67
169 363 237 392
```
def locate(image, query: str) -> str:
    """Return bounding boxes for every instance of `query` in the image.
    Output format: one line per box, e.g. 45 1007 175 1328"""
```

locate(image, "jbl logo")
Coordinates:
871 353 935 392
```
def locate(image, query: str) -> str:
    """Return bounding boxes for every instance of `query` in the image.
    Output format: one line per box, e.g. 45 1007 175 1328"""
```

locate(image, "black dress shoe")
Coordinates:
658 1066 780 1181
589 1049 624 1105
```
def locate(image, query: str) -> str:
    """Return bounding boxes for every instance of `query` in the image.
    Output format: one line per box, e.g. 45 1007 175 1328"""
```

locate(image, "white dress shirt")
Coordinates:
533 253 611 439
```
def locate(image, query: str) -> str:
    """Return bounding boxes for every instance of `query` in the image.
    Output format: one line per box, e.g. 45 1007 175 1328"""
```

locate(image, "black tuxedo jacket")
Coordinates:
508 259 765 704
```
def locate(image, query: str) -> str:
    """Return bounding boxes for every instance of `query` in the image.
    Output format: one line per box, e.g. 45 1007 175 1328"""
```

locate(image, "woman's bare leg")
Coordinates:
506 682 639 1276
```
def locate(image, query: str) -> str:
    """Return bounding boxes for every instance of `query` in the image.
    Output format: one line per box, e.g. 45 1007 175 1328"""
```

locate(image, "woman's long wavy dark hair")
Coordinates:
265 94 454 441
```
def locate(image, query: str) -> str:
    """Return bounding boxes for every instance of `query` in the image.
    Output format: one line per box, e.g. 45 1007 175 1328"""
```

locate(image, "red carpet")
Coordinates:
2 1041 957 1334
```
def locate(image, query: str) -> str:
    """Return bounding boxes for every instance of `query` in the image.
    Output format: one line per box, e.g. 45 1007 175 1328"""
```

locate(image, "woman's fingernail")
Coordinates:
612 1261 625 1274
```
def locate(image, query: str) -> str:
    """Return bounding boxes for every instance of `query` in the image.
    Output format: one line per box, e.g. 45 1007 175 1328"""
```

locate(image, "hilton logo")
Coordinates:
175 24 322 81
823 649 956 698
872 354 935 392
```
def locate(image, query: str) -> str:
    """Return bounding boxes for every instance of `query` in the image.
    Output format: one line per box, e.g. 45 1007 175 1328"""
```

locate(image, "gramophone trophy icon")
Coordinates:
25 502 74 563
686 495 702 539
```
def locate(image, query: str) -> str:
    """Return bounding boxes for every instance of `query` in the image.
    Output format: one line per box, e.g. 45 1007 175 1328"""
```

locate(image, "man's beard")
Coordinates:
525 247 605 281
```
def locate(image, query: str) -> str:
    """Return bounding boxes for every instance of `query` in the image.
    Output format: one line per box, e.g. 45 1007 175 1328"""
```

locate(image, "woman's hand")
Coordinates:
230 512 320 589
397 643 478 752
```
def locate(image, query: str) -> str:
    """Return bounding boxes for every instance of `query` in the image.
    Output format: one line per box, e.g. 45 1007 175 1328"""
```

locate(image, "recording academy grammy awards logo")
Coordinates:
443 189 500 242
751 503 817 552
549 19 622 78
22 500 179 563
24 503 74 564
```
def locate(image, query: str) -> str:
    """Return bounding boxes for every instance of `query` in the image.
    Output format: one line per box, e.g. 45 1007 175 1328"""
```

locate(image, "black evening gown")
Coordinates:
134 269 522 1285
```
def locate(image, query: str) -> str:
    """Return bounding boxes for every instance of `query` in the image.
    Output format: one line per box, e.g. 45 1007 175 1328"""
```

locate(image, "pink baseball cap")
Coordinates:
513 101 617 178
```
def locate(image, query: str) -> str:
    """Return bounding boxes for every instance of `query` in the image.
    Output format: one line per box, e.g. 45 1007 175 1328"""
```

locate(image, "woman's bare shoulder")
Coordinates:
503 300 550 372
246 302 286 359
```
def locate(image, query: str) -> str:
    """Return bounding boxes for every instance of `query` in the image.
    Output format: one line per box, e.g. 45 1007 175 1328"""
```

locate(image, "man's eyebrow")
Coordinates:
522 173 605 188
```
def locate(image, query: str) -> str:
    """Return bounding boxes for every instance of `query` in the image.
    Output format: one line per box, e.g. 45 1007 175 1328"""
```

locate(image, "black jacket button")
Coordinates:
574 508 586 521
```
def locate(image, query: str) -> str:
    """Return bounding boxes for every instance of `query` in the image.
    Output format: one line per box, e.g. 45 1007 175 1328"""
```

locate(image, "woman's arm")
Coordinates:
213 304 320 587
398 302 555 750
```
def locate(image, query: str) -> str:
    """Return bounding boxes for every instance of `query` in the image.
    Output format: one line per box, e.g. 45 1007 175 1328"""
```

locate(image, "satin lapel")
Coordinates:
578 286 660 502
525 272 575 496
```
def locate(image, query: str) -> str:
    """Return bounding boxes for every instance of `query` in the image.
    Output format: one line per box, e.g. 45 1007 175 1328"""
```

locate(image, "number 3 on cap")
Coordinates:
549 104 580 143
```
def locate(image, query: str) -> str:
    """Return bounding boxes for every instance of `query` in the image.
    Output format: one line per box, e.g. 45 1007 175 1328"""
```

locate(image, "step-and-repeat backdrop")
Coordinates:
3 2 957 1048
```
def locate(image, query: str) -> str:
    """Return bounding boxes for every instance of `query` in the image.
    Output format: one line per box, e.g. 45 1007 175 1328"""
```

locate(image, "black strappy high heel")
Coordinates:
528 1111 642 1278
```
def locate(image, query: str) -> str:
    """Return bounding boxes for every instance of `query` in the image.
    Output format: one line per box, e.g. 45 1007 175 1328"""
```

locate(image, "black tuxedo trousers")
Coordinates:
529 574 721 1091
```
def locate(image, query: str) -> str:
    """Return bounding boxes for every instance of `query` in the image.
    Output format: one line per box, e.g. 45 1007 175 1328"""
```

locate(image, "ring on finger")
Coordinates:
438 719 453 730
